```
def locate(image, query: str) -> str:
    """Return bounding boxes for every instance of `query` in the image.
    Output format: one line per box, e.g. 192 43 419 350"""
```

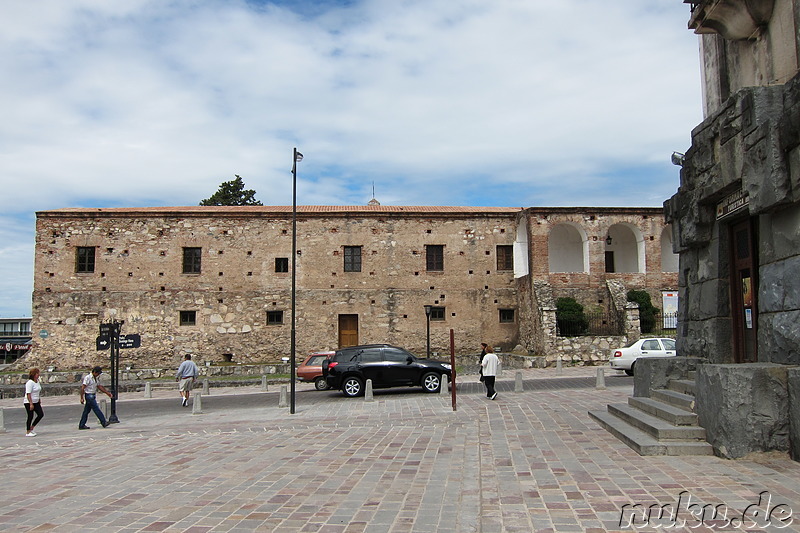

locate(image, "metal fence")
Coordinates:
556 310 624 337
649 311 678 336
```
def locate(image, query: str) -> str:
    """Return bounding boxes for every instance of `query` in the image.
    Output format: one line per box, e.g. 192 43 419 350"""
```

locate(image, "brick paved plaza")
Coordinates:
1 368 798 532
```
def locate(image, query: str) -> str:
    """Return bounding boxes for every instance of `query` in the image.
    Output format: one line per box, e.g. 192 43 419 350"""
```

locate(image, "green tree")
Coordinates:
556 297 589 336
200 175 262 206
627 289 660 334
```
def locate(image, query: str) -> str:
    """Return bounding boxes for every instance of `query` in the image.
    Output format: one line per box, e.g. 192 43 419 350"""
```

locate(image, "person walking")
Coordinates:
23 368 44 437
478 342 488 382
176 354 199 407
79 366 112 430
481 345 499 400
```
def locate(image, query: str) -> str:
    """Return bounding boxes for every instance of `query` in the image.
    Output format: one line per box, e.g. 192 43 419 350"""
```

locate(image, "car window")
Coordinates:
642 340 661 351
384 347 412 362
661 339 676 351
334 351 358 362
307 355 326 366
359 350 382 363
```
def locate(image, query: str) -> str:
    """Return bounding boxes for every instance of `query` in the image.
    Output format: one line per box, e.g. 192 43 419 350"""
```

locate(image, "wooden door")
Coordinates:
338 314 359 348
729 218 757 363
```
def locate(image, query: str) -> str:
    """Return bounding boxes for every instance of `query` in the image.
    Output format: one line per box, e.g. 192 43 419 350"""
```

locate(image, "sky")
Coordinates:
0 0 703 318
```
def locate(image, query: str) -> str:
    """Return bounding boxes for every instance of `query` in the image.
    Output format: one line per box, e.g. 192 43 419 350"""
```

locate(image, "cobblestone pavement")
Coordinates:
1 367 798 532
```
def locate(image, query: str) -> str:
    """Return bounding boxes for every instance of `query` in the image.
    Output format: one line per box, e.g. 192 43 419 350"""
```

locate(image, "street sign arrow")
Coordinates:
118 334 141 349
96 336 111 351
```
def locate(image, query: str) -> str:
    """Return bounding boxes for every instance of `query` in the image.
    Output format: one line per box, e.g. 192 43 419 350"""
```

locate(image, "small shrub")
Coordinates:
627 290 660 334
556 297 589 336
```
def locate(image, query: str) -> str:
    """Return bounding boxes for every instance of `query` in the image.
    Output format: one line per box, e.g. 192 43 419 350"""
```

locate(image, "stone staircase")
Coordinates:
589 372 714 456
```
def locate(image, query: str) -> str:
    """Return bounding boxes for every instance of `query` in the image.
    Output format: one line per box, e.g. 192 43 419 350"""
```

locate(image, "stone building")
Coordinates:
610 0 799 459
28 205 676 369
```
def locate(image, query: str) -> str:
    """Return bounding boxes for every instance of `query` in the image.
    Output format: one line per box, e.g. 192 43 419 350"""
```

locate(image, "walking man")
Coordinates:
176 354 199 407
79 366 112 429
481 346 499 400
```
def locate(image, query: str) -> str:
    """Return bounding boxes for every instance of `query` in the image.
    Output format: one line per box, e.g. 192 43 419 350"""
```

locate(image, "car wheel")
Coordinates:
342 376 364 397
314 376 329 391
625 363 635 377
421 372 441 393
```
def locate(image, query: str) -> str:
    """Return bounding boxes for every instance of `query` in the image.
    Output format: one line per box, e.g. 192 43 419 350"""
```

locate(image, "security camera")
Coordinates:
671 152 685 166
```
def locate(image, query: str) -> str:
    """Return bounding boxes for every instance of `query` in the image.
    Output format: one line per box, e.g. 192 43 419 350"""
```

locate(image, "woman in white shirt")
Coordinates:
24 368 44 437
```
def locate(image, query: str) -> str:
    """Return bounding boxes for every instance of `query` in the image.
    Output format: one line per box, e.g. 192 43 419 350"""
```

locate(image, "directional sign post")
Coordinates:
99 321 123 424
118 334 141 349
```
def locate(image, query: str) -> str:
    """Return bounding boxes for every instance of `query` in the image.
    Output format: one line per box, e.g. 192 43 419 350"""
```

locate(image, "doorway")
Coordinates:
729 218 757 363
338 314 359 348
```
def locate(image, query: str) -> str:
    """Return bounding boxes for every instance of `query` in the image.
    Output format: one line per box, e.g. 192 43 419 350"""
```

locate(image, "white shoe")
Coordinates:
26 431 36 437
491 393 497 400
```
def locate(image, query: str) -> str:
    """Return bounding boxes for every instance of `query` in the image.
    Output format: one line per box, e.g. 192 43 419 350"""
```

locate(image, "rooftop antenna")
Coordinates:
368 181 380 206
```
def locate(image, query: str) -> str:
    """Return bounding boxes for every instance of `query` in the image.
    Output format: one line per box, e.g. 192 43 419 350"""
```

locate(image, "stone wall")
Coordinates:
25 205 676 371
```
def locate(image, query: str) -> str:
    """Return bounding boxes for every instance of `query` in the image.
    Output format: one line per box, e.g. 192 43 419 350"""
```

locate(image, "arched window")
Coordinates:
661 225 679 272
548 223 587 273
605 224 644 273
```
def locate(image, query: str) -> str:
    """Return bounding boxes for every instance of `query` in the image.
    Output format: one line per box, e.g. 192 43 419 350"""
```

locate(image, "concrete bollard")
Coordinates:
556 356 563 375
101 399 109 419
515 371 524 392
439 375 449 396
596 368 606 390
261 375 268 391
365 379 374 402
279 385 288 408
203 378 210 395
192 393 203 414
144 381 152 399
0 407 5 433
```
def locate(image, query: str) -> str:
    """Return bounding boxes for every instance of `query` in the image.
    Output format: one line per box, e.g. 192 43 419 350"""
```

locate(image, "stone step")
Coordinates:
588 410 714 456
627 396 698 426
650 389 696 412
607 403 707 440
687 370 697 381
668 379 696 396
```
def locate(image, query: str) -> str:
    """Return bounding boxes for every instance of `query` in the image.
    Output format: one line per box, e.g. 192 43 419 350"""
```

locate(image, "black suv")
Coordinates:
323 344 452 397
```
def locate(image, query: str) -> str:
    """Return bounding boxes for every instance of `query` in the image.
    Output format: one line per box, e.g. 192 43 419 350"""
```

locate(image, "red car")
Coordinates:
297 351 334 390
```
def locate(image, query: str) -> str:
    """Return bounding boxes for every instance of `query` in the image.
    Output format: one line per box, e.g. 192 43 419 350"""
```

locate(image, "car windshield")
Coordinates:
662 339 676 350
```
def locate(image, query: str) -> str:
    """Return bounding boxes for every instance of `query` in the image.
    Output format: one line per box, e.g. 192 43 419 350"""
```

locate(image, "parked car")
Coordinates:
322 344 452 397
297 351 335 390
610 337 677 376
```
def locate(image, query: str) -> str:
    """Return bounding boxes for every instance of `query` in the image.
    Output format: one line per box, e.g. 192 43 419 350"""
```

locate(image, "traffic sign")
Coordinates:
99 323 117 337
96 336 111 351
118 334 141 349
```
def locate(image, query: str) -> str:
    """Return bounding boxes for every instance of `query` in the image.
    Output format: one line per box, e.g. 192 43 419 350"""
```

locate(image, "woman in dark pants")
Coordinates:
24 368 44 437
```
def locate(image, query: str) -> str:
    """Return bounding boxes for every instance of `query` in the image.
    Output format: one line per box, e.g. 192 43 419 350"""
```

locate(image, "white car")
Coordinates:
610 337 677 376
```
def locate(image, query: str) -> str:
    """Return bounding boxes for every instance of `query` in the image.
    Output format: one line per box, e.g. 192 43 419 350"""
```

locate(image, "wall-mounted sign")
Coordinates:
716 189 749 220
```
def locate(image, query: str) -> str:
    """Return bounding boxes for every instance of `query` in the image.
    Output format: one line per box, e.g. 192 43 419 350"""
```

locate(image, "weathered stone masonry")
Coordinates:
28 205 676 369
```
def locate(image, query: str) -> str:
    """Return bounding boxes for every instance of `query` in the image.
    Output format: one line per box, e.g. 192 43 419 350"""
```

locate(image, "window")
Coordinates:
497 245 513 271
344 246 362 272
179 311 197 326
642 339 661 351
429 306 445 321
384 347 412 362
426 245 444 271
275 258 289 273
499 309 515 323
267 310 284 325
182 247 202 274
76 247 96 273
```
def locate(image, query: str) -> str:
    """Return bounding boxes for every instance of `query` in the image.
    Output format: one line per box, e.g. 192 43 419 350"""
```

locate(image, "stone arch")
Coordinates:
548 223 588 273
661 225 679 272
606 223 644 273
514 216 529 278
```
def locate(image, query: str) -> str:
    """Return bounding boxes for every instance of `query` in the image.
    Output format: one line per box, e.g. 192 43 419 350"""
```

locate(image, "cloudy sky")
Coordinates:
0 0 703 318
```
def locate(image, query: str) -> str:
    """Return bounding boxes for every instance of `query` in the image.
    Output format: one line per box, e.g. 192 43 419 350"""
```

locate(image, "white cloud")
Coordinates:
0 0 702 315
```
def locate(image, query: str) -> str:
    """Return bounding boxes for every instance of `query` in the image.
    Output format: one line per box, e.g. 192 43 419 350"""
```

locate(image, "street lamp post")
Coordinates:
290 147 303 415
424 305 432 357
